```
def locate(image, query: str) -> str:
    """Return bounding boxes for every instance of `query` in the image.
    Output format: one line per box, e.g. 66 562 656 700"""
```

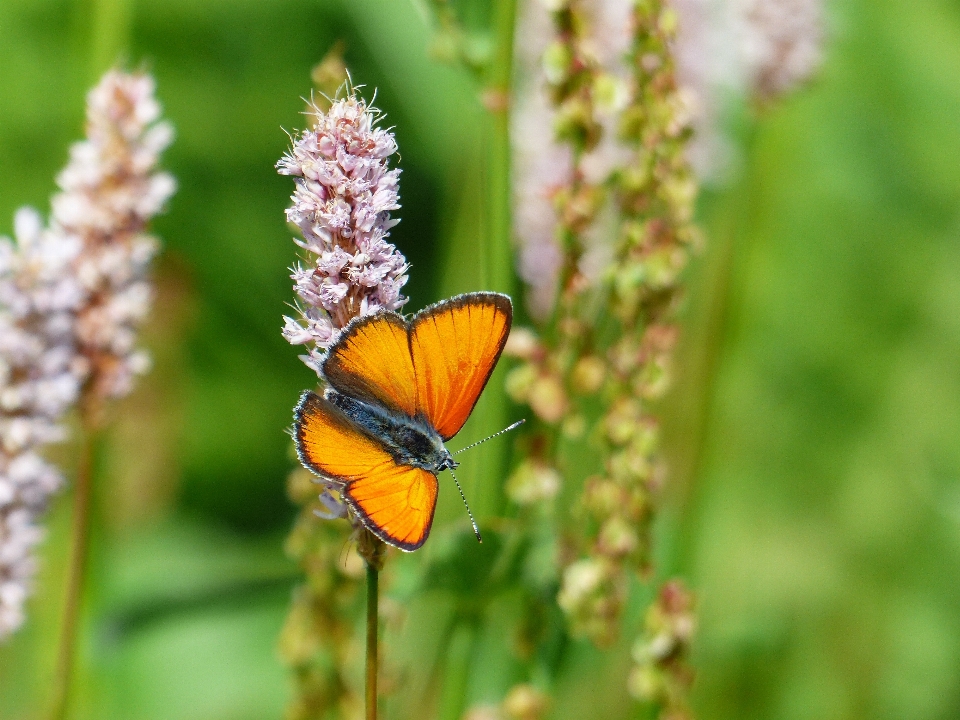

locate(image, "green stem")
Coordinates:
673 121 760 573
49 0 130 706
50 425 98 720
471 0 517 517
438 623 478 720
366 561 379 720
87 0 132 82
487 0 517 297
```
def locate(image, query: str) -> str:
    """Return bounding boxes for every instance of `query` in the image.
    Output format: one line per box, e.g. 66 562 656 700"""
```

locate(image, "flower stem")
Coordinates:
487 0 516 299
87 0 131 82
365 560 379 720
50 421 99 720
673 122 760 574
471 0 517 517
438 623 478 720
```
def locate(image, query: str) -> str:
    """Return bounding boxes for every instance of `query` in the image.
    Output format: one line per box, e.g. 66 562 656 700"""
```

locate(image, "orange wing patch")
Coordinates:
322 312 418 417
294 391 398 483
294 391 439 551
410 293 512 440
343 465 438 551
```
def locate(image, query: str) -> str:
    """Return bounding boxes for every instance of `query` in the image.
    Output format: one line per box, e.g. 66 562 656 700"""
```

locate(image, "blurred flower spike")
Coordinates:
0 209 84 639
628 579 697 719
277 89 409 375
57 69 177 405
0 68 174 640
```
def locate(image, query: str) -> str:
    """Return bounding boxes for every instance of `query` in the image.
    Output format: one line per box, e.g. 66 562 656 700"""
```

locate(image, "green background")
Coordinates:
1 0 959 718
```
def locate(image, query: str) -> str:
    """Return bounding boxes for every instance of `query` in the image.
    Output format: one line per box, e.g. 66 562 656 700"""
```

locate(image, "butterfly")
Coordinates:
293 292 513 551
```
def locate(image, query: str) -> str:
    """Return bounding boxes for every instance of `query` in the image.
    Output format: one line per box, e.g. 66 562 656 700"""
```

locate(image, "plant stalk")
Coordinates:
365 561 379 720
438 622 479 720
487 0 517 298
50 420 99 720
471 0 518 517
87 0 132 82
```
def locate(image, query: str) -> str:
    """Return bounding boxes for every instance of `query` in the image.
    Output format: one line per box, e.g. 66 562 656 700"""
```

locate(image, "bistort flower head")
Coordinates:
511 0 571 321
53 69 176 402
0 208 85 640
671 0 825 180
278 92 408 373
0 67 174 641
736 0 824 101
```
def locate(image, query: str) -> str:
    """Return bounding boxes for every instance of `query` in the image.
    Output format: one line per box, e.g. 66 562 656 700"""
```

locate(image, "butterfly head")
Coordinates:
437 451 459 473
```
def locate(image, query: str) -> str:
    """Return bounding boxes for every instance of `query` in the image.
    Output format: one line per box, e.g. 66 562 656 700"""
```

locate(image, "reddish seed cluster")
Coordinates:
629 579 697 719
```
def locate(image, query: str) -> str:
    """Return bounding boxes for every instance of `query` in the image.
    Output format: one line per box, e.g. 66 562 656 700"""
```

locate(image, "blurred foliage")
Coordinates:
0 0 957 719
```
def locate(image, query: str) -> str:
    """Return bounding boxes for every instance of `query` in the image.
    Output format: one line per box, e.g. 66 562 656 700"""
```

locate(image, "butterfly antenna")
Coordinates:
453 419 526 456
449 468 482 544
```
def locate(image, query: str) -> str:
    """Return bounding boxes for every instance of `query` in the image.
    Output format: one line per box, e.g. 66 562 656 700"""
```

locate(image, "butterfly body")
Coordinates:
324 389 458 474
293 292 512 551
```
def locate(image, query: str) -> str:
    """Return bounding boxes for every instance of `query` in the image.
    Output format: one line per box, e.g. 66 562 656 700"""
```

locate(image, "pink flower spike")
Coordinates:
278 91 408 366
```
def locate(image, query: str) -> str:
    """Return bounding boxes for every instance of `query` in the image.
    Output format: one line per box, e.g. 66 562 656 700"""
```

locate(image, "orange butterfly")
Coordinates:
294 292 513 551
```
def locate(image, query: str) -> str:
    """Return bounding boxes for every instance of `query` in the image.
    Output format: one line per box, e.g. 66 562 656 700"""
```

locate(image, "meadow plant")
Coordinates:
629 579 697 717
417 0 698 711
394 0 827 716
277 93 407 367
670 0 825 179
0 69 173 651
53 70 176 410
274 1 826 716
0 68 176 718
508 0 692 622
0 208 84 640
510 0 571 320
277 87 407 720
506 6 636 619
505 0 700 712
735 0 824 102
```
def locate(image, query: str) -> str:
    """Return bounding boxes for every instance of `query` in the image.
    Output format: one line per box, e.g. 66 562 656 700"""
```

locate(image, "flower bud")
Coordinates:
527 373 568 424
503 684 549 720
627 664 663 701
507 459 561 506
571 355 605 394
505 363 537 404
503 327 541 360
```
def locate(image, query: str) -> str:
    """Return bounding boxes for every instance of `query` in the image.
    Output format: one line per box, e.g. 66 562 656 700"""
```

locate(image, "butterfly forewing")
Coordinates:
294 391 439 551
322 312 418 417
410 293 512 440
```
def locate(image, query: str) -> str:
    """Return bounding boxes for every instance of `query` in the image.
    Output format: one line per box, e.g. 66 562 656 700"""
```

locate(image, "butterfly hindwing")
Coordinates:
343 464 438 551
410 292 512 440
294 391 439 551
294 390 398 483
322 312 418 417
